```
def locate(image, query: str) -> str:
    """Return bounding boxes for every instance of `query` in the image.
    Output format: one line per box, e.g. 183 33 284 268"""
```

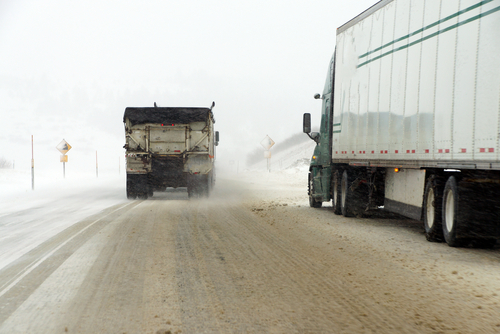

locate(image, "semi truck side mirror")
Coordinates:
215 131 219 146
303 113 311 133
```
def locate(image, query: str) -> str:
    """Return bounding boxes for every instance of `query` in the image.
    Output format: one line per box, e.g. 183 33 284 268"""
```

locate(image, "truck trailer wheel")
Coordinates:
341 169 367 217
208 171 214 195
187 179 197 198
187 174 210 199
423 177 443 242
147 184 154 197
442 176 469 247
126 174 137 199
187 185 194 198
308 172 322 208
443 176 500 247
332 170 342 215
473 239 497 248
199 176 210 198
137 174 149 199
127 174 148 200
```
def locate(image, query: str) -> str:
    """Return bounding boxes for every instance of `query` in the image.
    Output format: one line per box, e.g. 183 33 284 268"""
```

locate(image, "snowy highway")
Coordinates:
1 170 500 333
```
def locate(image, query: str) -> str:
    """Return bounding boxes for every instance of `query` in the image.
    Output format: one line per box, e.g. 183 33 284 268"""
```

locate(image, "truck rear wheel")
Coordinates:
308 172 322 208
443 176 500 247
127 174 137 199
187 178 197 198
423 177 443 242
187 174 210 199
341 169 367 217
473 239 497 248
138 174 149 199
147 177 154 197
332 170 342 215
442 176 468 247
199 177 209 198
127 174 148 200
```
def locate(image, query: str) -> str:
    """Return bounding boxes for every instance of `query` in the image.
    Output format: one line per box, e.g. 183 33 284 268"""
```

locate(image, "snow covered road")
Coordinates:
0 169 499 333
0 171 127 272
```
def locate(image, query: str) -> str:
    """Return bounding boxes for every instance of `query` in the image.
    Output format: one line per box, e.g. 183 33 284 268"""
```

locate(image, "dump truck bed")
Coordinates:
123 105 217 199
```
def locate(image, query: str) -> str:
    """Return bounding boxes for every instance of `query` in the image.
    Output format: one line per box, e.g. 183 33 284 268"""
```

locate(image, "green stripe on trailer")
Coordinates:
357 3 500 68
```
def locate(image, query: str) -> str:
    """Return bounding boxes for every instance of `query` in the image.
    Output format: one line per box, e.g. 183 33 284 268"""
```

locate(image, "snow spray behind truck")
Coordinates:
303 0 500 247
124 102 219 199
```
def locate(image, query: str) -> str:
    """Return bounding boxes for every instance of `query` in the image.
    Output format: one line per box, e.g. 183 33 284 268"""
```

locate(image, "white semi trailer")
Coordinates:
303 0 500 247
124 103 218 199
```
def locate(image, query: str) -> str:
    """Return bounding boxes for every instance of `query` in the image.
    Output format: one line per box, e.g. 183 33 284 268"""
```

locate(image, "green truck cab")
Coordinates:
303 54 336 208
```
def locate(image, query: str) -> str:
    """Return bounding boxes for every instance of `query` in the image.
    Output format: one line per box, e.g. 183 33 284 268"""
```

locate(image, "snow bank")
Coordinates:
246 141 315 173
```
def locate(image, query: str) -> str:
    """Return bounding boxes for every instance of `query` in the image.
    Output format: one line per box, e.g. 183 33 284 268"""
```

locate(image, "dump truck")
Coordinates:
124 102 218 199
303 0 500 247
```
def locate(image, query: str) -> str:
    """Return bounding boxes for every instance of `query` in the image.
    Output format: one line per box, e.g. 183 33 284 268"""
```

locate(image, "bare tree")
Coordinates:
0 157 12 169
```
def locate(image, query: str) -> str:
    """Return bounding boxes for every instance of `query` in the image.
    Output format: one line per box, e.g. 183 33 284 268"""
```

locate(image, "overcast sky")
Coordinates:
0 0 378 175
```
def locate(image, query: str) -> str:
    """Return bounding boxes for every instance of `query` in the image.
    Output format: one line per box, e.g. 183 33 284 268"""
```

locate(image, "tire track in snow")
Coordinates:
0 201 139 324
220 204 420 333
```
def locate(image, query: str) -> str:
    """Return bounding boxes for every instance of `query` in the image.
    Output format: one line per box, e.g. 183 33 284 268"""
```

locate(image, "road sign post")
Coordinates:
260 135 275 172
56 139 72 178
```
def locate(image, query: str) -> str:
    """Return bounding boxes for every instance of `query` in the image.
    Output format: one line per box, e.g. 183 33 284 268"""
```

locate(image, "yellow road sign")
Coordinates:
260 135 275 150
56 139 72 154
